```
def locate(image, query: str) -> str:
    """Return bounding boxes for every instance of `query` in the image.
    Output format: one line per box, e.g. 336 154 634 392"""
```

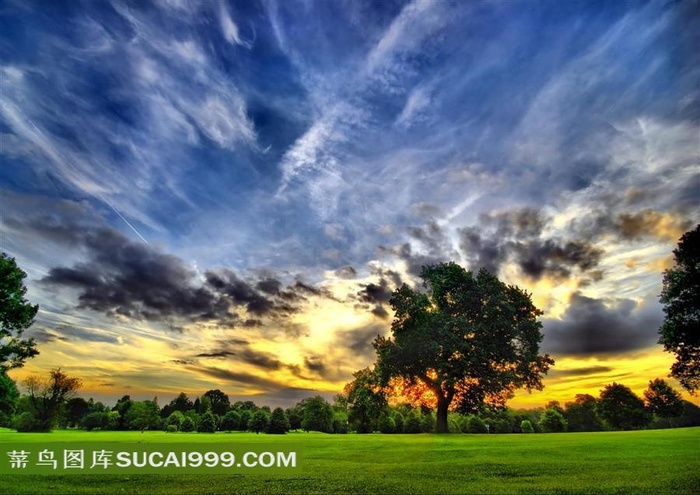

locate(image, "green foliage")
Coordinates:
0 371 19 426
300 396 334 433
220 410 241 432
197 411 218 433
344 367 386 434
203 389 230 416
249 410 269 434
125 400 161 432
166 424 178 433
267 407 290 434
659 225 700 392
598 383 651 431
180 416 195 432
564 394 604 432
64 397 89 428
166 411 185 430
81 412 109 431
112 395 134 430
393 412 405 433
374 263 553 433
332 411 349 434
286 407 302 430
404 410 422 433
161 393 194 418
22 368 82 431
14 411 51 432
644 379 684 419
378 413 396 433
420 412 435 433
466 415 488 433
539 408 567 433
0 253 39 371
520 420 534 433
239 410 252 431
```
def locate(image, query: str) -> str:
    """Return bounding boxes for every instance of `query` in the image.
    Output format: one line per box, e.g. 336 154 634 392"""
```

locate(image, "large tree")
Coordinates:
374 263 553 433
643 378 684 419
659 225 700 393
597 383 651 431
0 253 39 371
23 368 82 431
203 389 230 416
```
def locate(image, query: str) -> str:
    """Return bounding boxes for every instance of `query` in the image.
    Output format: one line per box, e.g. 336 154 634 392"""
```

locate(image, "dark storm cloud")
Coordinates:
304 356 327 375
549 366 614 378
42 227 237 324
194 350 237 359
335 266 357 279
355 276 397 320
194 366 287 392
575 209 693 242
458 208 603 280
29 328 69 344
39 223 331 326
336 323 386 360
542 293 663 356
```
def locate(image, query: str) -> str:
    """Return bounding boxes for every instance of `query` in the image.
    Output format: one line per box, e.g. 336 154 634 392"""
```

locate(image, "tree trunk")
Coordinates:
436 396 450 433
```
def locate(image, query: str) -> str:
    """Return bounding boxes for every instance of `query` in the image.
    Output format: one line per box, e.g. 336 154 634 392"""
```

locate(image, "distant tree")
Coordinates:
233 400 258 412
112 395 134 430
250 410 269 434
64 397 89 428
239 410 253 431
520 420 534 433
125 400 161 432
220 410 240 432
267 407 291 434
23 368 82 431
0 371 19 426
181 416 195 432
564 394 604 432
344 367 387 433
81 412 109 431
374 263 554 433
544 400 565 415
659 225 700 393
196 396 212 414
198 411 218 433
166 411 185 430
203 389 230 416
286 406 302 431
1 254 39 371
673 400 700 428
332 411 349 434
300 396 334 433
539 408 567 433
161 392 194 417
597 383 651 430
644 379 684 419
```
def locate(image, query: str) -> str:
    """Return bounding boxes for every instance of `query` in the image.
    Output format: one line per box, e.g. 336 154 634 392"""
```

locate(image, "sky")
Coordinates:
1 0 698 410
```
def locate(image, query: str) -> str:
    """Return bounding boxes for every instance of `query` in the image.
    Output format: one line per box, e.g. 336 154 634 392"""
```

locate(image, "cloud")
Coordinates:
542 293 663 356
549 366 615 378
457 208 603 280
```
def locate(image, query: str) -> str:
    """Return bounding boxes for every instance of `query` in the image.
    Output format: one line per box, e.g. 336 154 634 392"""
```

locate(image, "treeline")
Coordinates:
2 369 699 434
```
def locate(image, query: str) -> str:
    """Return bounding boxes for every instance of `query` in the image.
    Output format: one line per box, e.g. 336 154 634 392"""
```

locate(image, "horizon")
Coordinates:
2 0 698 410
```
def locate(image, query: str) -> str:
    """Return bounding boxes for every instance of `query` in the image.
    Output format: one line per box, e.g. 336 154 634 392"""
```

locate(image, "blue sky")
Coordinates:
1 0 698 408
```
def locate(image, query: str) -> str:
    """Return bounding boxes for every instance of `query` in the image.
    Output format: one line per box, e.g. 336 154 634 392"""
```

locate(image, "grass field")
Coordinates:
1 427 698 494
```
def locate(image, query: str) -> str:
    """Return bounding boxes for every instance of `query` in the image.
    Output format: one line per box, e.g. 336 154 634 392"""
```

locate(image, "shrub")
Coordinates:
181 417 195 432
420 413 435 433
520 420 534 433
332 412 349 434
267 408 291 434
166 424 178 433
378 414 396 433
466 416 488 434
220 410 241 432
198 412 218 433
539 408 567 433
393 412 405 433
404 410 422 433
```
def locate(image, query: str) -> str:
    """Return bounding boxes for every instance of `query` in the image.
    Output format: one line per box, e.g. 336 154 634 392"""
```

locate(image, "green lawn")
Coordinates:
1 427 698 494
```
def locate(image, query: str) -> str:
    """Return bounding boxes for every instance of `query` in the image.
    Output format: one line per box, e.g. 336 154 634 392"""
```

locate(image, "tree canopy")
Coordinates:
373 263 554 433
659 225 700 392
0 253 39 371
